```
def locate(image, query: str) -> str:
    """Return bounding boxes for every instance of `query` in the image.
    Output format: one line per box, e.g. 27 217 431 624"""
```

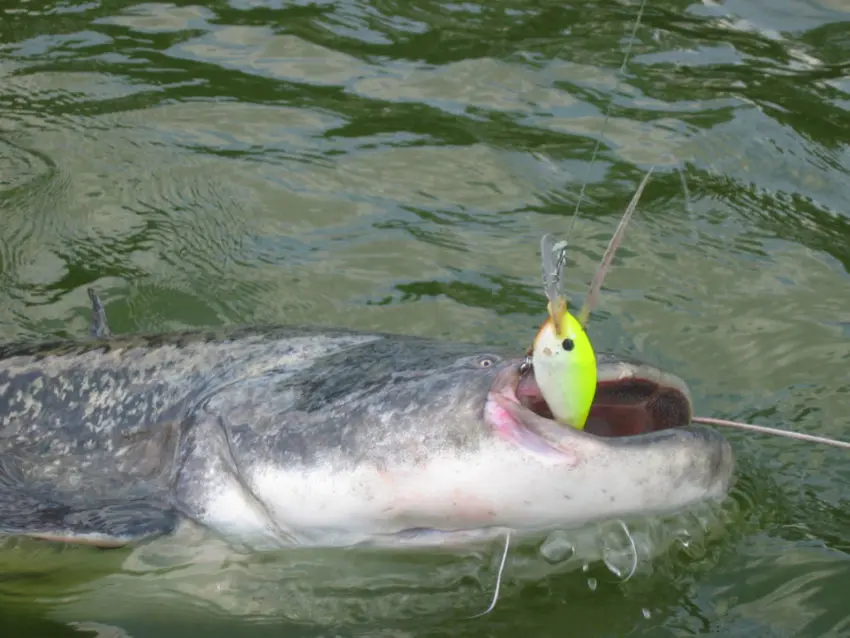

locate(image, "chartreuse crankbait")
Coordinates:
530 170 653 430
530 234 597 429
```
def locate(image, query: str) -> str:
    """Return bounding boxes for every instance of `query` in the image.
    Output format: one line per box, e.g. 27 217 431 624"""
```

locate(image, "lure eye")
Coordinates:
561 338 575 352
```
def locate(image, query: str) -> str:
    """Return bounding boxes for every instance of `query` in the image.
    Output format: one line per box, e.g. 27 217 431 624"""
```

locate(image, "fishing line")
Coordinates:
470 530 511 618
692 416 850 451
538 0 655 327
566 0 650 238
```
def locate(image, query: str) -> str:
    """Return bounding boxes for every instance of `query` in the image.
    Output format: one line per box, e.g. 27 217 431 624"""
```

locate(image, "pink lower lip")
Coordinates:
485 387 569 460
484 388 521 437
483 366 524 435
485 364 536 438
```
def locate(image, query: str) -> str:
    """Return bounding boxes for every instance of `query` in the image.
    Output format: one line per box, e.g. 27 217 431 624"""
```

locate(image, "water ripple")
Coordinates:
3 0 850 636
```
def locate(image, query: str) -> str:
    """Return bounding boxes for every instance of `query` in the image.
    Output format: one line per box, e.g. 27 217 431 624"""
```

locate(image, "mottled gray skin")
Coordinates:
0 324 504 544
0 293 733 548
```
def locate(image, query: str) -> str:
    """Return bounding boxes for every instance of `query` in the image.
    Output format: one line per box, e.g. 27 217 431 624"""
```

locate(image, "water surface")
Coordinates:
2 0 850 636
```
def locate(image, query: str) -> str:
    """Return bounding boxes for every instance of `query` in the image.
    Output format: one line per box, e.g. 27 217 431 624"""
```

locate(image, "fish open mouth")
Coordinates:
488 354 693 440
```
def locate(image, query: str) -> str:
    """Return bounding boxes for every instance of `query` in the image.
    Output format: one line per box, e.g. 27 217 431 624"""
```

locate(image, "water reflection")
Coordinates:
2 506 725 632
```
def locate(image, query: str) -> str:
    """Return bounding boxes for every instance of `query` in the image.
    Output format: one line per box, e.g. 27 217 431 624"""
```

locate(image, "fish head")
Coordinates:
329 343 733 527
226 339 734 545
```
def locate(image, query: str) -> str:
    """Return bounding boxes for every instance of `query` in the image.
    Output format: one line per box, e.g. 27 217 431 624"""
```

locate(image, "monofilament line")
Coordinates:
567 0 649 237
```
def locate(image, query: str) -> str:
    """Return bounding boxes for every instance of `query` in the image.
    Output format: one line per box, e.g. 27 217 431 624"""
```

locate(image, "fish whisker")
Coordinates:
692 416 850 451
577 167 653 327
616 520 637 583
469 530 511 619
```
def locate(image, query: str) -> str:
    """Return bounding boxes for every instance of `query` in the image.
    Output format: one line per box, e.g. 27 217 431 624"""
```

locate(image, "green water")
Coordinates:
2 0 850 635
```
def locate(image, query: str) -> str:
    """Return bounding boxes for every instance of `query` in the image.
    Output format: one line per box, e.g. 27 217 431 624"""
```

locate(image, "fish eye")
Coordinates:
476 355 498 368
561 338 575 352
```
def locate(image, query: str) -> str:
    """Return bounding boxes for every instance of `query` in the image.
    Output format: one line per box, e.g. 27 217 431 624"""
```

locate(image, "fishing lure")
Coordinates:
529 235 597 429
529 169 653 429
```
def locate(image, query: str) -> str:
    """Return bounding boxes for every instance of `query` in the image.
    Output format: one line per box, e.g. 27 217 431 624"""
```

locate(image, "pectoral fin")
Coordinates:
0 484 177 548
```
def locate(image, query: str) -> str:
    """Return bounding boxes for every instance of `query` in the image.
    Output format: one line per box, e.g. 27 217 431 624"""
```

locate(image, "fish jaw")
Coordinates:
485 376 734 527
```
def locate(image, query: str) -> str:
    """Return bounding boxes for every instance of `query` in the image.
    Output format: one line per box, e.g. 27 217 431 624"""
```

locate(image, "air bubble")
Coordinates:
539 530 575 564
598 521 638 581
586 577 597 592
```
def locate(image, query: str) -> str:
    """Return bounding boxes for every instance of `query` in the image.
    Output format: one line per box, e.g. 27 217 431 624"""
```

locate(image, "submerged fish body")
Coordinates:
0 318 734 551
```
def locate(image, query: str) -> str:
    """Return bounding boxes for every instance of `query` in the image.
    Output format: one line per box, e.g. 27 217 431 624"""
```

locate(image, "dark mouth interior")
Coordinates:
516 372 692 438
